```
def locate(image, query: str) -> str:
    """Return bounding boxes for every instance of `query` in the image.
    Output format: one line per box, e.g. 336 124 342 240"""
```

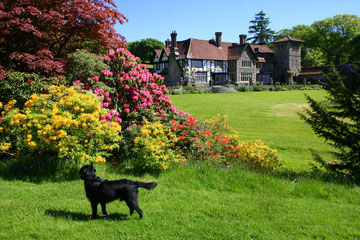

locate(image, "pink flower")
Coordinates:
93 76 99 82
124 84 130 89
102 70 113 76
104 92 110 97
103 102 109 108
124 108 130 113
109 49 115 56
104 56 111 61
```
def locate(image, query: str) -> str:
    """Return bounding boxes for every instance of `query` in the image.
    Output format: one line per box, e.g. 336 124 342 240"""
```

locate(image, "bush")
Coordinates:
170 114 279 170
124 121 185 174
0 72 65 108
74 48 175 127
66 49 109 82
236 86 248 92
0 85 121 167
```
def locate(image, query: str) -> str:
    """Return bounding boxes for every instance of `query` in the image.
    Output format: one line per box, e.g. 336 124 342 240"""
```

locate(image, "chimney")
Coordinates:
171 31 177 48
215 32 222 48
165 39 171 48
239 34 247 44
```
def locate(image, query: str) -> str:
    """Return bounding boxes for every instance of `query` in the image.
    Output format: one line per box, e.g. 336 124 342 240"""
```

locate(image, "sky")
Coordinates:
114 0 360 44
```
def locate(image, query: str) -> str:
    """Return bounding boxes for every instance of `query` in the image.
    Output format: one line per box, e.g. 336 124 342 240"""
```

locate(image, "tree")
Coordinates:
127 38 165 63
299 65 360 181
248 11 275 45
0 0 128 78
277 14 360 66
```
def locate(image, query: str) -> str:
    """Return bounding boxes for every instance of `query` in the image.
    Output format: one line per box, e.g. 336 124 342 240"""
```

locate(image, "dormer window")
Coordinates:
242 60 252 67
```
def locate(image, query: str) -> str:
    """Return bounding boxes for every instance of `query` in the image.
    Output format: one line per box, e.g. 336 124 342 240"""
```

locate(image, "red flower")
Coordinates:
178 136 186 140
207 141 213 146
27 79 33 83
43 89 49 94
193 137 199 141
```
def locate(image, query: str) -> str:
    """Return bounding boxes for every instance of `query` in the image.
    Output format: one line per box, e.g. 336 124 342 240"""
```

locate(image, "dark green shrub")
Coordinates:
0 72 64 108
66 49 109 82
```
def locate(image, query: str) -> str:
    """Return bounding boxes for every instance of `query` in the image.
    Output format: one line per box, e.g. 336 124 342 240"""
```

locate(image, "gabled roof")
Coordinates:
272 35 304 43
169 38 260 61
250 44 274 53
154 49 162 58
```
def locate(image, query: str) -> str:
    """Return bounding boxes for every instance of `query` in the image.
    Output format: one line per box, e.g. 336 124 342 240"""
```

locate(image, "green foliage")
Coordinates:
300 66 360 181
131 121 185 174
0 72 64 108
127 38 165 63
277 14 360 66
248 11 275 45
0 85 122 168
66 49 109 82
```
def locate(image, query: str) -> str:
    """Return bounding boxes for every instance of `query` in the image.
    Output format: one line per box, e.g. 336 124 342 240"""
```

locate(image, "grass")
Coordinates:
170 90 332 171
1 90 360 239
1 164 359 239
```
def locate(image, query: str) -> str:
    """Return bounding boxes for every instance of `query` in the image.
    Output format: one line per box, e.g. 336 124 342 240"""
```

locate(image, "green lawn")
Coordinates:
170 90 332 171
1 90 360 240
1 165 359 240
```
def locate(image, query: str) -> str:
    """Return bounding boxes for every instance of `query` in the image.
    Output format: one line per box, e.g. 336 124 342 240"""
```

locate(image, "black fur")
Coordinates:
80 165 157 219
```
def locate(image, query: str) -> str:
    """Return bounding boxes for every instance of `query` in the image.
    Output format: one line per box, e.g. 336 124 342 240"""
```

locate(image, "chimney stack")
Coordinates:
239 34 247 44
171 31 177 48
215 32 222 48
165 39 171 48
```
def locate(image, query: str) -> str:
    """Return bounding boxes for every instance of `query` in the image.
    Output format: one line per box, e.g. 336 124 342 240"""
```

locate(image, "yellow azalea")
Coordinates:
0 142 11 152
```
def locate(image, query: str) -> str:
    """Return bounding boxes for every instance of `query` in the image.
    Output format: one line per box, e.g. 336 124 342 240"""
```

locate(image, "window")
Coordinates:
161 55 168 61
195 72 207 82
242 60 252 68
214 60 224 68
191 60 203 68
164 62 169 69
240 72 252 82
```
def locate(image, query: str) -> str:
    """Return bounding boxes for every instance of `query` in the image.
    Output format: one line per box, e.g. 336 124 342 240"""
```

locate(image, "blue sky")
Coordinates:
114 0 360 44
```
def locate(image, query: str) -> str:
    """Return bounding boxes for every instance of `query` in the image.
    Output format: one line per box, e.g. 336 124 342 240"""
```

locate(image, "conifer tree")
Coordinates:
300 65 360 181
248 11 275 45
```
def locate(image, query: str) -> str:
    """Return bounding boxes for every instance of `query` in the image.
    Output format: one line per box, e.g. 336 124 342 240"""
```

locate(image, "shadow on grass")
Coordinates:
44 209 129 221
0 154 80 183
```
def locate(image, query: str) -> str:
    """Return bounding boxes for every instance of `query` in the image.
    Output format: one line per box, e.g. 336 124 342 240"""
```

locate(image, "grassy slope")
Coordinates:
170 90 332 171
1 90 360 239
1 165 359 240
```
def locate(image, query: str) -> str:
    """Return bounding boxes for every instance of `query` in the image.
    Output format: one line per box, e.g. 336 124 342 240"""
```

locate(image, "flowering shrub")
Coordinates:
75 48 181 127
171 115 279 170
132 121 185 173
0 85 121 165
0 71 66 108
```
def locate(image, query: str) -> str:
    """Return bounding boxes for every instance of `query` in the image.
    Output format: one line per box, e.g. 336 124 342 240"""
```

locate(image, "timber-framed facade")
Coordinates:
153 31 303 86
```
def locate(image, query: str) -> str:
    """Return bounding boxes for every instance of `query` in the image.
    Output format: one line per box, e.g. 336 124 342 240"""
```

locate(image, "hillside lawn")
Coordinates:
1 90 359 239
171 90 333 171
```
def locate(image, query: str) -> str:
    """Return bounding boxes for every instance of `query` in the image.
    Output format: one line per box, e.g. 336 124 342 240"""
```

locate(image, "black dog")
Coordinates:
80 165 157 219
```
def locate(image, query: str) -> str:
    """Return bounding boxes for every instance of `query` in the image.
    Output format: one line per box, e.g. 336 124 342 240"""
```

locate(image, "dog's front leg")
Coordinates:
101 203 108 216
90 202 98 219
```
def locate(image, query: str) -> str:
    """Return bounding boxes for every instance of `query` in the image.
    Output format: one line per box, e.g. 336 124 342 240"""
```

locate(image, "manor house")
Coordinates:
153 31 303 86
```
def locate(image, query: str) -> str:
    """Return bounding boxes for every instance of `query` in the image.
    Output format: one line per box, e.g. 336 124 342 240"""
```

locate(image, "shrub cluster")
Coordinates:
0 47 279 176
0 85 121 165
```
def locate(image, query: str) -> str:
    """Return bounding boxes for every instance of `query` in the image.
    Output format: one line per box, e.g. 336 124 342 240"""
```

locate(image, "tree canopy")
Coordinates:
127 38 165 63
248 11 275 45
0 0 128 78
277 14 360 66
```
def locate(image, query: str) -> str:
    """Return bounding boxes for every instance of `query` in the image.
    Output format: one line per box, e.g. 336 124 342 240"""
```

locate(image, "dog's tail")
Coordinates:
135 181 157 189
